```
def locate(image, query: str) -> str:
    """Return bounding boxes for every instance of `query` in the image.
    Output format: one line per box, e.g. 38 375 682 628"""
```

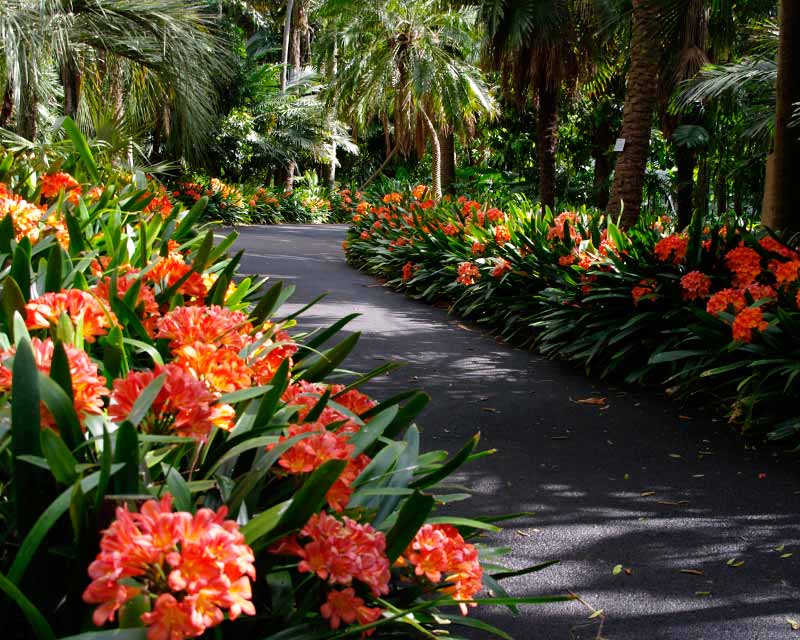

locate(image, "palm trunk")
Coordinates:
715 171 728 216
325 34 338 190
591 105 614 210
694 154 709 219
291 2 303 79
440 128 456 194
382 113 392 159
285 160 296 193
606 0 662 227
675 144 696 228
61 59 81 120
0 85 12 128
537 77 559 213
420 110 442 199
762 0 800 231
280 0 295 91
17 81 37 141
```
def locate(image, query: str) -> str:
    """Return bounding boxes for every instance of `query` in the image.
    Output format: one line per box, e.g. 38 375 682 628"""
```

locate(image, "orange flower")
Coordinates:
173 342 252 395
156 305 252 351
272 512 390 597
402 261 417 282
654 235 688 264
40 172 81 204
84 495 255 636
247 328 298 384
732 306 768 343
680 271 712 301
92 276 160 335
25 289 117 342
547 212 581 242
145 255 207 300
486 208 504 223
441 222 461 237
724 245 762 286
411 184 427 200
490 258 511 278
759 236 798 260
402 524 483 615
456 262 480 286
706 288 746 316
0 338 108 431
321 588 382 634
771 259 800 287
471 241 485 256
631 279 657 305
494 225 511 246
109 364 219 441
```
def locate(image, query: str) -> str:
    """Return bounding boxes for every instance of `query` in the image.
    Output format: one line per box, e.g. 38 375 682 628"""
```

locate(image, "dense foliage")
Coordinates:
343 184 800 442
0 125 568 639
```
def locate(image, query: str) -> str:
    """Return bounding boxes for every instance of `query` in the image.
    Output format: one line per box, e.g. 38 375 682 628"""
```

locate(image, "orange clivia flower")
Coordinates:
680 271 712 301
547 212 581 243
631 279 657 305
654 234 688 264
25 289 117 343
471 241 486 256
724 245 762 286
491 258 511 278
706 288 747 316
83 494 255 638
156 305 253 351
494 225 511 246
0 337 108 431
40 172 81 204
92 275 160 335
321 588 382 635
456 262 480 286
402 261 417 282
173 342 253 395
732 306 768 343
145 255 207 300
771 259 800 287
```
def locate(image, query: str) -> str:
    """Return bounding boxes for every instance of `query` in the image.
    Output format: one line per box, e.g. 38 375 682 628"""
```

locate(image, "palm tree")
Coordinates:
480 0 582 212
320 0 495 198
0 0 228 163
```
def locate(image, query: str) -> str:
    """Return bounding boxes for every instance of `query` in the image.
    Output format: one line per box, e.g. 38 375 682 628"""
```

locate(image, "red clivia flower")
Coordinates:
654 235 688 264
321 588 382 634
486 208 504 223
411 184 427 200
83 494 255 638
745 282 776 302
680 271 712 301
770 259 800 287
25 289 117 342
456 262 480 286
173 342 253 395
471 241 486 256
441 222 461 237
247 328 298 384
558 253 576 267
706 288 746 316
401 261 417 282
631 279 657 305
0 337 108 431
759 236 799 260
732 306 768 343
547 212 581 242
40 172 81 204
156 305 253 351
145 255 207 300
724 245 762 286
490 258 511 278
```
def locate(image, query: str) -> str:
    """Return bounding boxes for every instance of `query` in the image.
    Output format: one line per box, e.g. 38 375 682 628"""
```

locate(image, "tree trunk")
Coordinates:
0 84 12 128
734 185 743 217
440 128 456 194
762 0 800 231
715 171 728 216
606 0 662 227
675 143 696 228
291 2 303 79
536 77 559 213
360 145 398 190
17 81 37 141
151 105 164 164
694 155 709 220
61 58 81 120
420 110 442 198
591 106 614 210
325 34 338 190
280 0 295 91
285 160 296 193
382 113 392 160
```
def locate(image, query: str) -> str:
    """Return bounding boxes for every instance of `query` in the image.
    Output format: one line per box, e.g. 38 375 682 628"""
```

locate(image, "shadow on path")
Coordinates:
232 224 800 640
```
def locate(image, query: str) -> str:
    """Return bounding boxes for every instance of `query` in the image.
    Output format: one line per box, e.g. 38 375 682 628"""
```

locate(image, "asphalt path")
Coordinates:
233 224 800 640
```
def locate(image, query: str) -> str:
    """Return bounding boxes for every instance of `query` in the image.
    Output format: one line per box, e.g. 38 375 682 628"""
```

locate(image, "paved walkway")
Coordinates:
234 224 800 640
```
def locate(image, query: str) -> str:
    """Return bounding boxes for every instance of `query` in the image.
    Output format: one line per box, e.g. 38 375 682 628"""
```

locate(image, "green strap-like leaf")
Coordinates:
0 571 56 640
384 491 435 562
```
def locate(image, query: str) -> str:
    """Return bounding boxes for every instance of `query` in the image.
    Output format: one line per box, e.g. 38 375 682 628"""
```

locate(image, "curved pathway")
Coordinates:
235 224 800 640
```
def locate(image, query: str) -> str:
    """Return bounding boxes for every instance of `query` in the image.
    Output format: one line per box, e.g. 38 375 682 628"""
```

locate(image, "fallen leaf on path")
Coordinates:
588 609 604 619
695 591 712 597
457 323 475 332
656 500 690 506
679 569 705 576
640 491 656 497
624 568 632 575
693 474 705 478
481 407 498 413
669 454 683 459
550 435 571 440
679 415 692 420
574 397 608 405
516 530 530 537
775 545 786 552
787 618 800 631
781 553 794 559
726 558 745 568
612 564 623 576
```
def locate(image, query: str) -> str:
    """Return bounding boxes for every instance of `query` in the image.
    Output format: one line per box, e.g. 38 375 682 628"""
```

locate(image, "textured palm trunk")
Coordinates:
591 106 614 210
325 34 338 190
285 160 296 193
439 128 456 194
606 0 662 227
715 172 728 216
421 110 442 199
61 59 81 120
0 85 12 128
694 155 709 219
675 144 696 228
280 0 295 91
762 0 800 231
17 82 37 140
537 78 559 213
382 113 392 159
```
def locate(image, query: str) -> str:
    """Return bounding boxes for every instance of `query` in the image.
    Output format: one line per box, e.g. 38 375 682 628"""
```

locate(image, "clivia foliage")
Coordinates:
0 124 567 640
341 184 800 442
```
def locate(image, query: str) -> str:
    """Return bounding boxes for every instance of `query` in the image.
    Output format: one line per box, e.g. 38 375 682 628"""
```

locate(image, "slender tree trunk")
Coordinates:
762 0 800 231
694 155 710 220
151 106 164 164
420 110 442 199
0 84 12 128
440 128 456 194
734 185 743 217
591 106 614 210
537 77 559 213
285 160 296 193
360 145 398 191
381 113 392 160
17 81 37 141
291 2 303 78
61 59 81 120
280 0 295 91
715 171 728 216
675 144 696 228
607 0 662 227
325 34 338 190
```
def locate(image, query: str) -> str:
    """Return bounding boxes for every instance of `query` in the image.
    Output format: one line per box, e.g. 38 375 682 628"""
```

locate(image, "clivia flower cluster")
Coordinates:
83 495 255 639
